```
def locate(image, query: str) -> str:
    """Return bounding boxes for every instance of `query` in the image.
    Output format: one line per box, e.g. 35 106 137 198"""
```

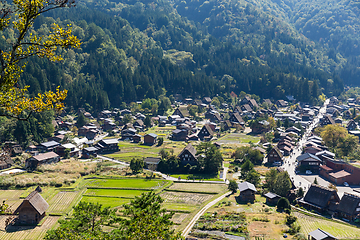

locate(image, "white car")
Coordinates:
344 182 349 187
306 170 312 175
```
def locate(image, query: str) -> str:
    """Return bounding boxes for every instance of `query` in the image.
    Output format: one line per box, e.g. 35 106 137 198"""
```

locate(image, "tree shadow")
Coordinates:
234 195 254 204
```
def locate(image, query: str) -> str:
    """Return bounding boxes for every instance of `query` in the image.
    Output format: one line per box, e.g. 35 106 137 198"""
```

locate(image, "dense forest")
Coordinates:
2 0 358 113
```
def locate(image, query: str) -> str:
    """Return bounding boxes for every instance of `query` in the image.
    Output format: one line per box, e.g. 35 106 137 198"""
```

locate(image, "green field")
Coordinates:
81 196 131 208
84 189 149 198
84 178 169 189
218 132 260 144
170 173 222 181
162 202 199 212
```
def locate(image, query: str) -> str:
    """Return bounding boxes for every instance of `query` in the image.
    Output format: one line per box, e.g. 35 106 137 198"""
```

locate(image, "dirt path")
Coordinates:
182 191 232 237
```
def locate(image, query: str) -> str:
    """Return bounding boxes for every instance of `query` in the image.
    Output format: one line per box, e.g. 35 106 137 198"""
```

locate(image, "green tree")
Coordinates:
0 0 80 120
228 180 238 193
130 158 144 174
188 105 198 117
157 137 164 146
245 169 261 186
144 115 152 128
273 172 291 197
115 191 183 240
240 159 254 179
313 177 318 184
265 168 278 192
64 149 71 159
44 201 115 239
296 187 304 198
76 113 87 128
123 114 132 125
277 197 290 211
196 142 223 173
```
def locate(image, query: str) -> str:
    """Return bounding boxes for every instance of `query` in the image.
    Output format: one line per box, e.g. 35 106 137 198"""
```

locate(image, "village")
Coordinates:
2 94 360 239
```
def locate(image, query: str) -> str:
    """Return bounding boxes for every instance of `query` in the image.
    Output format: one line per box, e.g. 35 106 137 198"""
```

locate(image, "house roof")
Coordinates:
267 146 283 159
83 147 98 152
264 192 280 199
101 138 119 145
178 143 197 158
238 181 256 192
303 184 339 209
14 191 49 216
297 153 321 162
32 152 59 162
230 112 245 124
144 157 161 164
308 228 337 240
337 193 360 216
61 143 77 149
145 133 158 138
328 170 351 179
320 165 333 171
40 141 60 148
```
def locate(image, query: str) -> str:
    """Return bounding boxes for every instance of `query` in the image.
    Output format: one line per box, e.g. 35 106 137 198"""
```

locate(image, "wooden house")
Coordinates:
0 151 13 170
82 147 98 159
37 141 60 152
308 228 337 240
144 133 158 145
173 107 190 118
25 152 60 169
299 184 340 213
96 139 119 153
264 192 281 205
144 157 161 171
56 143 80 158
178 143 198 166
297 153 322 172
197 124 214 141
320 115 335 126
336 193 360 221
238 182 257 202
14 190 49 225
172 129 188 141
275 100 288 108
347 119 358 131
229 112 245 126
266 147 283 164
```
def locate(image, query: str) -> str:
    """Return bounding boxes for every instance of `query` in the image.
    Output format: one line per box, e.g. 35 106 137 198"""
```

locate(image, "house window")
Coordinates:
185 154 188 157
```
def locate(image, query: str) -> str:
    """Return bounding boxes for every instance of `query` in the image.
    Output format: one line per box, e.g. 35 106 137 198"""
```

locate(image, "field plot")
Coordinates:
161 191 214 212
84 189 149 198
84 178 168 189
170 173 222 181
81 196 130 208
295 211 360 239
172 212 190 224
0 215 60 240
168 183 227 193
47 191 81 214
0 190 24 211
217 133 260 144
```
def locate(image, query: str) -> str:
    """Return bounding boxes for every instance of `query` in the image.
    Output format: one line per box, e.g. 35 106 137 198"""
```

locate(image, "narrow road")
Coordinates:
182 191 232 237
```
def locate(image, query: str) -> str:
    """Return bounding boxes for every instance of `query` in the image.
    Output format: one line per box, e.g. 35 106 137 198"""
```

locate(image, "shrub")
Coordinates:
277 197 291 211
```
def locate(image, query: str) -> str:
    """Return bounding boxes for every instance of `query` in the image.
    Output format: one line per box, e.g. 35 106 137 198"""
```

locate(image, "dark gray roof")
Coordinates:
297 153 321 162
83 147 98 152
238 182 256 192
264 192 280 199
144 157 161 164
336 193 360 216
308 228 337 240
303 184 339 209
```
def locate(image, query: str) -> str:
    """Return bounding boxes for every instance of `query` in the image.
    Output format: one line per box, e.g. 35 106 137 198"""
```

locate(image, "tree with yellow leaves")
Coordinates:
0 0 80 120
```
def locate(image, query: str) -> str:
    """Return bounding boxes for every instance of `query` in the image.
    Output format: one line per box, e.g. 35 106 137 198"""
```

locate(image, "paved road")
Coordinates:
281 99 329 192
182 191 232 237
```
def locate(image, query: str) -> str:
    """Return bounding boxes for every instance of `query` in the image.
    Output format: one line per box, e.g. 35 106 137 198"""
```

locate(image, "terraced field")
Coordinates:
47 191 82 214
168 183 227 193
295 211 360 239
0 190 24 212
0 216 60 240
84 178 169 189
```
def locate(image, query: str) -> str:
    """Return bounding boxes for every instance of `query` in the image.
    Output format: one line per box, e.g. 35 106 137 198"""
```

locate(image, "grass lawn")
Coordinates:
84 178 169 189
168 182 227 193
295 211 360 239
81 196 130 208
170 173 222 181
84 189 149 198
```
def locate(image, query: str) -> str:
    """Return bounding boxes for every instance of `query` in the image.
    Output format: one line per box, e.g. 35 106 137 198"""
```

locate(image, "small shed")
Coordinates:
264 192 281 205
238 181 257 202
144 157 161 171
14 190 49 225
144 133 158 145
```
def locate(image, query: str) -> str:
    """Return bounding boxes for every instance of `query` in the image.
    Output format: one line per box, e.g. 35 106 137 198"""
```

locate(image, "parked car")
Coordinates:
344 182 349 187
306 170 312 175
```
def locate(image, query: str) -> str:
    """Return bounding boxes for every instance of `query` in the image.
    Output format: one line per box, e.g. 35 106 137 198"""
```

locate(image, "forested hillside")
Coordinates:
3 0 355 112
